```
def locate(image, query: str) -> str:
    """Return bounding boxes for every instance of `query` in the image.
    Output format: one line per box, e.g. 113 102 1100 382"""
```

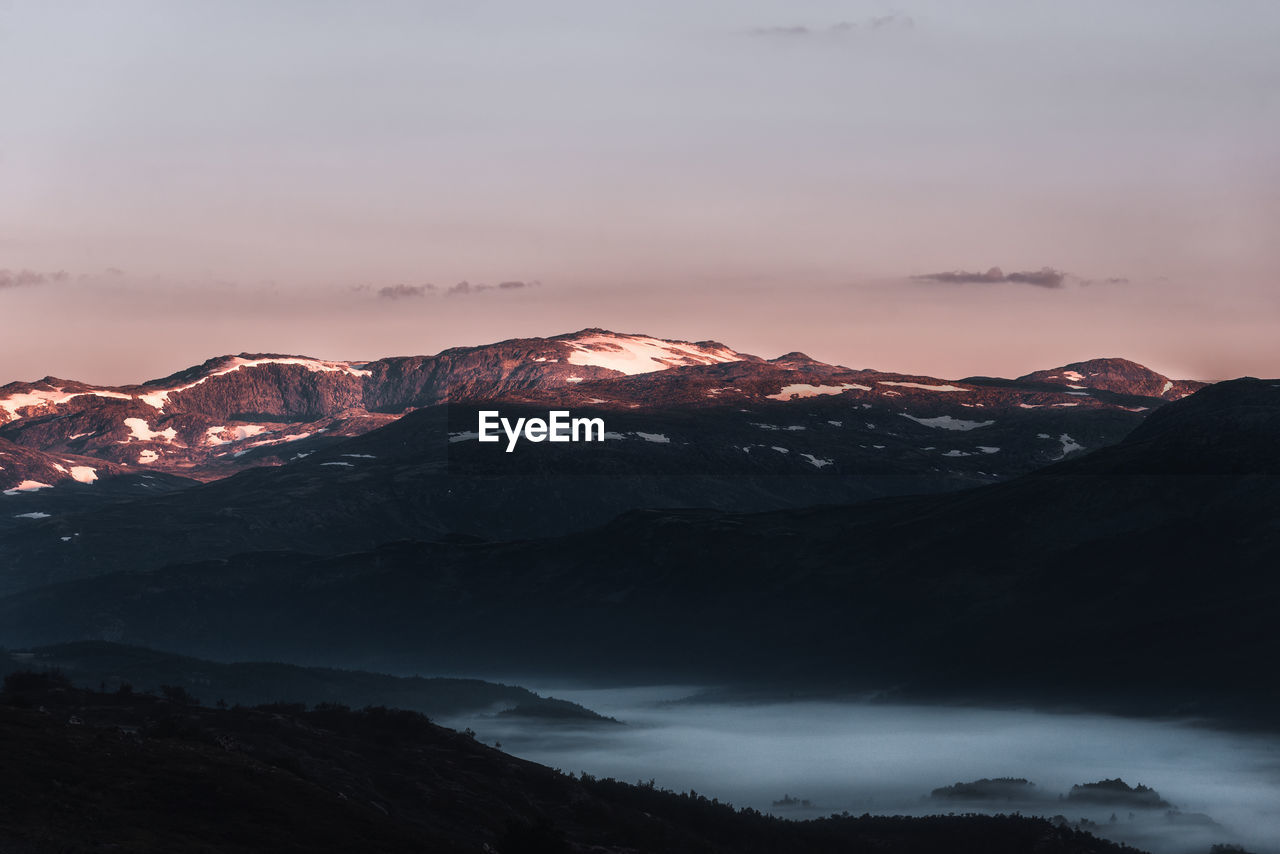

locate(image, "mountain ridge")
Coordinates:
0 329 1203 491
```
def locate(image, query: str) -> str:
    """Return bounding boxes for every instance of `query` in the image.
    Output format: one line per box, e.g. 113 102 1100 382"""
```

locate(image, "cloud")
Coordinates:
0 269 69 290
1075 276 1131 286
1006 268 1066 288
378 283 436 299
867 14 914 29
370 279 541 299
751 25 812 37
447 279 541 296
752 15 914 38
911 266 1068 289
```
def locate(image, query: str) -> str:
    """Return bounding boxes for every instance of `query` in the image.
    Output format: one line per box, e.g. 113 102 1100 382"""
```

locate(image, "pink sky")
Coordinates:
2 2 1277 384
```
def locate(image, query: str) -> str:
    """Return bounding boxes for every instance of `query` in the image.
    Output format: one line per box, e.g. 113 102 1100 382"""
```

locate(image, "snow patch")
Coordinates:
766 382 870 401
562 332 742 375
1062 370 1085 381
900 414 994 431
635 432 670 443
321 461 354 467
800 453 833 468
1056 433 1085 458
4 480 53 495
137 449 159 464
0 388 131 420
205 424 269 445
878 381 968 392
69 466 98 484
124 418 178 443
14 512 51 519
245 432 311 449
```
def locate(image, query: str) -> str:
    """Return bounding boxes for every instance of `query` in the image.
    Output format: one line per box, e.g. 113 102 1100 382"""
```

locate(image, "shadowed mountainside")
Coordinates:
1 378 1275 726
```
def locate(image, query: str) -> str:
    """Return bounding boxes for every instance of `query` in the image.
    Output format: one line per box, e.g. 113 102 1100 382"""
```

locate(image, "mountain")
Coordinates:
0 391 1147 594
1015 357 1204 401
3 378 1275 725
0 331 746 487
0 331 1200 593
1 330 1193 492
0 674 1137 854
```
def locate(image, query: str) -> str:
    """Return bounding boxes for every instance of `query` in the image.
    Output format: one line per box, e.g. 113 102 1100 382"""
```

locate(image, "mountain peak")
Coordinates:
1017 358 1204 401
769 352 821 366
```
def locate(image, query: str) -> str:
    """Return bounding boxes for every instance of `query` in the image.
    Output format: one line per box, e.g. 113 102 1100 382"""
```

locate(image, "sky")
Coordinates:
2 0 1277 385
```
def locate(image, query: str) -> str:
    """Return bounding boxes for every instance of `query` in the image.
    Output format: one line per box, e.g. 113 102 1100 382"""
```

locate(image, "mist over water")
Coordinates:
446 685 1280 854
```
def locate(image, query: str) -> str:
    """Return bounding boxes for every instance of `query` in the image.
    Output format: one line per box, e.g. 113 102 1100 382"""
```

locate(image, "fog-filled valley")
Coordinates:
448 685 1280 854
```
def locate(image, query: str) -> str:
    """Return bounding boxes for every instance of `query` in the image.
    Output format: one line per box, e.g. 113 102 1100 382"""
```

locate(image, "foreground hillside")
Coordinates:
0 673 1139 854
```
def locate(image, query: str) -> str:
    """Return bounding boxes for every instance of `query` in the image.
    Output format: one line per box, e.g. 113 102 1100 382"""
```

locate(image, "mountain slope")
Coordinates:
1 330 1190 491
2 378 1276 725
0 389 1147 594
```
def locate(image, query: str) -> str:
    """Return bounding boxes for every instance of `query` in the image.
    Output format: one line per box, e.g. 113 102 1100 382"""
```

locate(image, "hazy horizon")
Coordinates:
3 1 1277 383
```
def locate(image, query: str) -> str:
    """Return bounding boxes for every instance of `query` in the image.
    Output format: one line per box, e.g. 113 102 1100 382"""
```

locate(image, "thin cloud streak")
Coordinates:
750 14 915 38
373 280 541 299
911 267 1070 289
0 269 69 290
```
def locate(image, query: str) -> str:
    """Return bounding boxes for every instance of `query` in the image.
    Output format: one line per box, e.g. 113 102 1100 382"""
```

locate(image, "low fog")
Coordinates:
446 686 1280 854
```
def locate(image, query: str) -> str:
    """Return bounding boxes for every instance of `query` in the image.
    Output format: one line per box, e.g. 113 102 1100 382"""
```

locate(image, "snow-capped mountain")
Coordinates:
0 329 1201 492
